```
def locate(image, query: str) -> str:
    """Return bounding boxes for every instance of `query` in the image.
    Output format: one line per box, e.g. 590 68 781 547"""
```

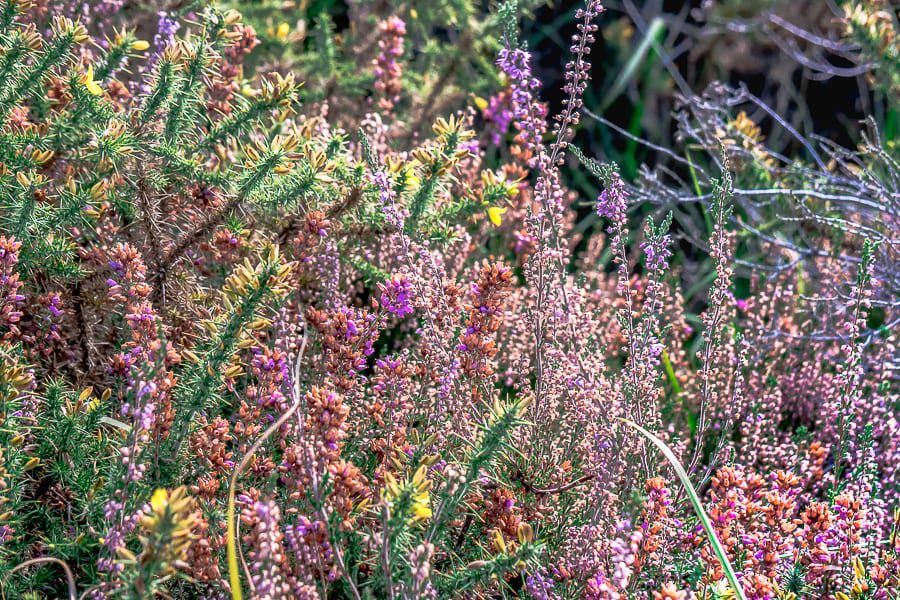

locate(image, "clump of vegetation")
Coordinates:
0 0 895 598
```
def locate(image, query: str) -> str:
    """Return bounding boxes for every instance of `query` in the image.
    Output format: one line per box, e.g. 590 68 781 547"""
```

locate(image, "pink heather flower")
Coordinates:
0 236 24 338
46 292 63 318
373 16 406 112
136 11 181 94
247 500 292 600
154 11 180 52
408 542 434 588
97 508 141 575
285 515 338 584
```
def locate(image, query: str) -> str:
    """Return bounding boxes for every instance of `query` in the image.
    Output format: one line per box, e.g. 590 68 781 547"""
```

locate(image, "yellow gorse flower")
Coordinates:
409 465 432 521
774 583 796 600
30 148 54 165
382 465 433 524
487 206 507 226
142 487 195 539
517 522 533 545
82 64 102 96
388 157 421 190
719 111 775 171
491 528 506 553
52 16 89 44
150 488 169 514
267 21 290 41
849 556 870 597
433 115 475 143
134 487 196 576
732 111 764 143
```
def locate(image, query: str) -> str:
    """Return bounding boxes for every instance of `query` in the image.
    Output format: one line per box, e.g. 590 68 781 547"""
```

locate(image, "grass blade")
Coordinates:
618 418 747 600
597 16 665 112
8 557 77 600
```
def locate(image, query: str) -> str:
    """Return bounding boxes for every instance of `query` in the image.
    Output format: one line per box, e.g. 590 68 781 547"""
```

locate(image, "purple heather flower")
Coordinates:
379 273 414 318
641 233 673 272
483 90 514 145
497 45 547 159
596 174 628 228
46 293 63 317
154 11 180 53
438 357 461 400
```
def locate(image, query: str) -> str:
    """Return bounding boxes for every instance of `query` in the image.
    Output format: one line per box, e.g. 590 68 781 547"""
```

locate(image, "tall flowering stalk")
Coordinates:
831 238 879 491
686 160 737 476
498 0 604 414
98 244 177 580
594 172 673 431
243 499 292 599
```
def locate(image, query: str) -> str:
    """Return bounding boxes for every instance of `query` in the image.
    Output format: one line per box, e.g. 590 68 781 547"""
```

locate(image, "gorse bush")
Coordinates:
0 0 896 598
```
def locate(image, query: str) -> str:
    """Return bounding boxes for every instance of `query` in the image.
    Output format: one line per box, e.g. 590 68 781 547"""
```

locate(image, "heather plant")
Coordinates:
0 0 895 599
